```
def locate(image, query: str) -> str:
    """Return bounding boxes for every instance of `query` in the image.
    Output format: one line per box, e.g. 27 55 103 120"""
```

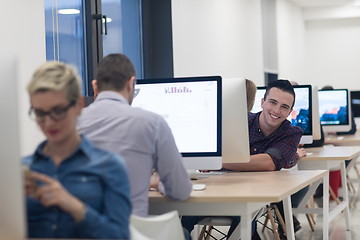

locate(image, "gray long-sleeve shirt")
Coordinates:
77 91 192 217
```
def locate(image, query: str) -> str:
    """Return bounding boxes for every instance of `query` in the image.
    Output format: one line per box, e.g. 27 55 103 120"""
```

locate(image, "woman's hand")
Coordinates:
30 171 86 222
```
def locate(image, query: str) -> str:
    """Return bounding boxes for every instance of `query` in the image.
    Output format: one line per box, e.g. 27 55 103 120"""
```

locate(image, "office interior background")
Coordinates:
2 0 360 157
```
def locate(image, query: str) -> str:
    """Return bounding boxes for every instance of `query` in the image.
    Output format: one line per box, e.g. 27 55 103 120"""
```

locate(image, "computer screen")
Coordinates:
318 89 352 132
251 85 313 144
350 91 360 118
132 76 222 170
0 56 26 239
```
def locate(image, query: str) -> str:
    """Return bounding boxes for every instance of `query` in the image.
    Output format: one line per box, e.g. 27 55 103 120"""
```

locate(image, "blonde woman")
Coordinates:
24 61 131 239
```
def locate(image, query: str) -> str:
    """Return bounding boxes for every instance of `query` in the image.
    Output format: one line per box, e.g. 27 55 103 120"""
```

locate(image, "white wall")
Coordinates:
171 0 265 86
276 0 307 84
304 18 360 90
0 0 46 156
277 0 360 90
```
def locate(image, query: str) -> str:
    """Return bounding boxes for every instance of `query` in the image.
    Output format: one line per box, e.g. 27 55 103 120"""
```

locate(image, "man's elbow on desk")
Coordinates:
157 181 192 201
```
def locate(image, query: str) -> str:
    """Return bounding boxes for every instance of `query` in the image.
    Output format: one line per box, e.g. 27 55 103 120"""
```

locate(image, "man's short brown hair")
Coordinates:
96 53 136 92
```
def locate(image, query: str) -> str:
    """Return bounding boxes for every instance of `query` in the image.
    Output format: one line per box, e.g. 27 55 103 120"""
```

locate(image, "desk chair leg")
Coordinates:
261 204 286 236
198 225 228 240
205 226 213 240
305 210 315 232
305 206 316 229
346 174 356 193
266 207 281 240
273 204 287 235
347 180 356 193
261 212 270 233
197 225 213 240
354 165 360 178
198 226 207 240
198 225 215 240
329 186 341 205
261 205 277 233
308 196 316 225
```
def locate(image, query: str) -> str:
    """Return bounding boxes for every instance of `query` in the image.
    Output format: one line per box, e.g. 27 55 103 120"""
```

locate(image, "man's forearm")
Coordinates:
222 154 276 171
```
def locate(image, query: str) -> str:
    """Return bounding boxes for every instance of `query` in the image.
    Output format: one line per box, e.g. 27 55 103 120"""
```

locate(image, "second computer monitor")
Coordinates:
318 89 352 133
350 90 360 118
251 85 313 144
312 86 322 140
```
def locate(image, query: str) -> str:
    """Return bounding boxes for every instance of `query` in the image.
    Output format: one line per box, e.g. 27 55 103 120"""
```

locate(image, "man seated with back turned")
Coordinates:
77 53 192 218
182 80 305 238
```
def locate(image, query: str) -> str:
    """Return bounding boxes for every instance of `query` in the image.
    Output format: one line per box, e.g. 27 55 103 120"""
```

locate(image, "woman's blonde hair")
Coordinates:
246 79 257 112
27 61 81 102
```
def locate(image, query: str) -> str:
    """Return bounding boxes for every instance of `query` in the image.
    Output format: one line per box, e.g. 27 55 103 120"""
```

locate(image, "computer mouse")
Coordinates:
192 184 206 191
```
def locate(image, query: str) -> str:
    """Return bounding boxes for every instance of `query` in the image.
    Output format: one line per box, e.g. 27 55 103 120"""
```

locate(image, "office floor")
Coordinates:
204 198 360 240
204 170 360 240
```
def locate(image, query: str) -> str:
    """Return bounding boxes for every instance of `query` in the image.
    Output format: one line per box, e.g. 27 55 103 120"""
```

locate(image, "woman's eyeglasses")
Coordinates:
29 101 76 122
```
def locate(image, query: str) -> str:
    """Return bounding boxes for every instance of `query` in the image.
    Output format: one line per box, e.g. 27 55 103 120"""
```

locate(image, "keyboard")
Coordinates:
189 171 226 180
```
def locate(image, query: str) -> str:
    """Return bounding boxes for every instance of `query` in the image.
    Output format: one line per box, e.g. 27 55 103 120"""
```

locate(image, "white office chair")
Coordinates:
130 225 153 240
131 210 185 240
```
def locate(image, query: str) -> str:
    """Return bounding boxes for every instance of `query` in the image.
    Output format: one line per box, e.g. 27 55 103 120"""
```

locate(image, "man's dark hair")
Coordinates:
321 85 334 90
264 79 296 108
95 53 136 91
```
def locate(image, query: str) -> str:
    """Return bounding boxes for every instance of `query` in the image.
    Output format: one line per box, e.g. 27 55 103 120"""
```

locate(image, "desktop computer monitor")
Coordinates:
318 89 352 133
132 76 222 170
312 86 322 140
0 56 26 239
221 78 250 163
350 91 360 118
251 85 313 144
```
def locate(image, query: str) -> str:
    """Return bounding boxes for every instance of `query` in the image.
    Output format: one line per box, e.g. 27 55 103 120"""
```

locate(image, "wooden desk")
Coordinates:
149 170 327 240
325 131 360 146
297 146 360 240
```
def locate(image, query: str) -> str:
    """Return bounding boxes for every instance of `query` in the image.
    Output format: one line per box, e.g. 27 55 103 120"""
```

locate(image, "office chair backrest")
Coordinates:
130 211 185 240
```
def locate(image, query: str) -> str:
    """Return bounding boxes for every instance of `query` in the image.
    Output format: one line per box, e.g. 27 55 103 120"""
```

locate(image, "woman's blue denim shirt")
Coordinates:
23 135 131 239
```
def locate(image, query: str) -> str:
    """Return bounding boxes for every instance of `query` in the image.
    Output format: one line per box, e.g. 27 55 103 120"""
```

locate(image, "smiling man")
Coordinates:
223 79 303 171
182 80 304 238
